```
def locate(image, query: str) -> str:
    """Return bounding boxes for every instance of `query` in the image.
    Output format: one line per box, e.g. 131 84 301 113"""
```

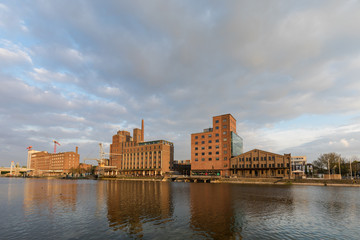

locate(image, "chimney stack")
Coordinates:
76 146 78 154
141 119 144 142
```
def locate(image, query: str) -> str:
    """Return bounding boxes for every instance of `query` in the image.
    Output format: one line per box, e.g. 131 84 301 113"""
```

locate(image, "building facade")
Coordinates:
29 147 80 175
231 149 291 178
291 156 307 179
191 114 243 176
109 120 174 176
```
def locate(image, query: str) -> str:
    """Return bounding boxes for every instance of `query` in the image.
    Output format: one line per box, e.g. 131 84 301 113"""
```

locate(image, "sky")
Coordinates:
1 0 360 167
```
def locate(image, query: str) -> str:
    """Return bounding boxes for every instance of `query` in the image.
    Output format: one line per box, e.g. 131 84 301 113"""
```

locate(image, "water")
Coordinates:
1 178 359 239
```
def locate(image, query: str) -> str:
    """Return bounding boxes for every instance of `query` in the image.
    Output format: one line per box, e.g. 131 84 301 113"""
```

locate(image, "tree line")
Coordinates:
312 152 360 177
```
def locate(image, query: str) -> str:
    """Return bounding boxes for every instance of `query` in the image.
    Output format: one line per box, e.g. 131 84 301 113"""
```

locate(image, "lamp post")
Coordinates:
338 156 341 177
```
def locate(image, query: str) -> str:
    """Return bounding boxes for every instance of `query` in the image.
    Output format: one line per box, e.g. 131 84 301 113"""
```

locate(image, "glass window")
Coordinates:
195 142 198 145
195 147 198 150
202 135 205 138
223 119 226 122
216 139 219 143
215 126 219 129
201 141 205 144
209 152 212 155
223 138 227 141
216 157 219 160
201 147 205 150
208 146 212 149
216 151 219 154
223 131 227 135
215 120 219 123
208 134 212 137
208 140 212 143
215 133 219 137
224 150 227 154
202 152 205 155
202 158 205 161
223 125 227 128
209 158 212 161
195 153 198 156
195 158 198 161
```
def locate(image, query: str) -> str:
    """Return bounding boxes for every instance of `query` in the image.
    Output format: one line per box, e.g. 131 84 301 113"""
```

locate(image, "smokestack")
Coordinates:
76 146 78 154
141 119 144 142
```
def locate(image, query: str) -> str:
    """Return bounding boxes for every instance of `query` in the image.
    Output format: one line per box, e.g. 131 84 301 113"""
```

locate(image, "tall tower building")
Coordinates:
191 114 243 176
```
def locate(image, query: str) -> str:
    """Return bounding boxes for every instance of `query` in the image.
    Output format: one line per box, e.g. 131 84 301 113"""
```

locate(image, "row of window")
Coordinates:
195 150 229 156
194 144 227 150
194 157 228 161
122 151 162 156
194 138 228 145
234 169 289 175
236 156 284 162
233 163 289 168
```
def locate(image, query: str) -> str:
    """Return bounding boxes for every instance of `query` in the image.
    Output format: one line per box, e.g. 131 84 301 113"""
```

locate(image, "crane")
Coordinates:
53 140 60 153
83 143 121 176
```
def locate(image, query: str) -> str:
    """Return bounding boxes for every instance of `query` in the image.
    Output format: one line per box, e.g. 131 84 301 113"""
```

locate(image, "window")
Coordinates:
195 153 198 156
202 152 205 155
201 141 205 144
208 146 212 149
223 125 227 128
201 147 205 150
216 139 219 143
223 144 227 148
209 158 212 161
224 164 228 167
216 157 219 161
216 151 219 154
215 126 219 129
223 131 227 135
224 157 227 160
202 135 205 138
202 158 205 161
224 150 227 154
195 142 198 145
223 138 227 141
215 133 219 137
195 158 198 161
208 134 212 137
209 152 212 155
223 119 226 122
195 147 198 150
215 120 219 123
208 140 212 143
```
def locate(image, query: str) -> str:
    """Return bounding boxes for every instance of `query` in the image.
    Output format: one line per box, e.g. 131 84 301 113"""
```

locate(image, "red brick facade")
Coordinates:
191 114 241 176
109 120 174 176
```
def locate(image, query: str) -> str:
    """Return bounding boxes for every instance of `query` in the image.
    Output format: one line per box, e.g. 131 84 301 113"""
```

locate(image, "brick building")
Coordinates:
29 146 80 175
230 149 291 178
109 120 174 176
191 114 243 176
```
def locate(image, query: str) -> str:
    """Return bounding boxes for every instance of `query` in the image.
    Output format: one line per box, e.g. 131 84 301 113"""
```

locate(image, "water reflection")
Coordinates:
23 179 77 215
106 181 173 238
189 183 240 239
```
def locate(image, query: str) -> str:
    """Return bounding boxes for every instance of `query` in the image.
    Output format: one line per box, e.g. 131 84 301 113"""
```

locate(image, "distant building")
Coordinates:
191 114 243 176
173 160 191 175
109 120 174 176
29 146 80 175
291 156 307 179
231 149 291 179
27 149 40 169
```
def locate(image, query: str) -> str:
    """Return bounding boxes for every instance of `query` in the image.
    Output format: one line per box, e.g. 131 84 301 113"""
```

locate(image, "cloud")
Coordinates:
0 40 32 67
